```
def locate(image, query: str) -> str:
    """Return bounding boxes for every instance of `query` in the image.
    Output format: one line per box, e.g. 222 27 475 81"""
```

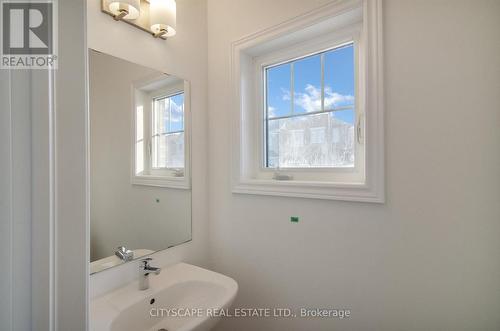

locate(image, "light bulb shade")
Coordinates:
108 0 140 20
150 0 176 37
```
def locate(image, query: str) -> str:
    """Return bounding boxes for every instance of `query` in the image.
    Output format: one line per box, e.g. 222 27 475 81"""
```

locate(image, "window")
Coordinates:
265 43 355 168
132 77 190 189
231 0 384 202
152 93 185 170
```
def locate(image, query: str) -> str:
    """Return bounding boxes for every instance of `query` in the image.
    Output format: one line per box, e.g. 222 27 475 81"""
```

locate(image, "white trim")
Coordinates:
84 8 91 328
49 66 57 331
1 69 35 331
233 178 382 203
0 68 13 331
31 68 56 330
131 175 191 189
150 84 184 99
54 0 88 328
230 0 384 202
255 27 360 69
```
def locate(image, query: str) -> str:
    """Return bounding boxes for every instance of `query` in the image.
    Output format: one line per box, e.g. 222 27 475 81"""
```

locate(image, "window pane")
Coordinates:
163 132 184 168
152 94 185 169
293 54 321 114
324 44 355 109
267 121 280 168
265 43 356 168
152 134 164 168
153 98 168 135
266 63 291 118
152 133 185 169
169 93 184 132
330 109 355 166
267 112 354 168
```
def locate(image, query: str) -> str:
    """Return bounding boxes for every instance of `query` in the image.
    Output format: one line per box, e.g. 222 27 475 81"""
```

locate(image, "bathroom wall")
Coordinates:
87 0 209 297
207 1 500 330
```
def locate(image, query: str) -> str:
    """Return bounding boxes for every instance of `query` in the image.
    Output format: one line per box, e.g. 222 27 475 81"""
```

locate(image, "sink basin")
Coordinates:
90 263 238 331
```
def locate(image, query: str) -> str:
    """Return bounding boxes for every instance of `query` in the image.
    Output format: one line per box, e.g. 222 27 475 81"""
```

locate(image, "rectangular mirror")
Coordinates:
89 49 191 274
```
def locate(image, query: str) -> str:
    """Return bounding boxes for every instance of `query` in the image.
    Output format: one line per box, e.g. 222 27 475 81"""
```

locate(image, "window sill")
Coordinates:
131 175 190 190
232 178 384 203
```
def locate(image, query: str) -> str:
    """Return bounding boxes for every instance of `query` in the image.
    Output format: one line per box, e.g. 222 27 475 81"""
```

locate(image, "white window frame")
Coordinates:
131 77 191 189
256 35 363 180
230 0 384 202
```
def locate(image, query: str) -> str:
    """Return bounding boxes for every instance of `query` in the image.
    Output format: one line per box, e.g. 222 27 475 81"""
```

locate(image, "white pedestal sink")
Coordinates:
90 263 238 331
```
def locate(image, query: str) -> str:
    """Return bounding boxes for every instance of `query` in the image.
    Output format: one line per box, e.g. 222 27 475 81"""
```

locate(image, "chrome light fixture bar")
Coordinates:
101 0 176 40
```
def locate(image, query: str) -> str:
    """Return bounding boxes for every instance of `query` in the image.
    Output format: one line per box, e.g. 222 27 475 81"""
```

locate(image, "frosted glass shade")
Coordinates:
108 0 141 19
150 0 177 37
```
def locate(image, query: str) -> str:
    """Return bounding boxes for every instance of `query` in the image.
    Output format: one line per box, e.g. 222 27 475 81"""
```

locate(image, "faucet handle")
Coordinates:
139 257 153 268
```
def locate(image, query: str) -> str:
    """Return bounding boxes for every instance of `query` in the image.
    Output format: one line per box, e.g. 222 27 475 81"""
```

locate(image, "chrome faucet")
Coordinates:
115 246 134 262
138 258 161 290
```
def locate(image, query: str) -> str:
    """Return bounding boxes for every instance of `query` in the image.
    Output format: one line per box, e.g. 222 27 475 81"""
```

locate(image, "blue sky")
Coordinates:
169 93 184 131
159 93 184 133
266 44 355 124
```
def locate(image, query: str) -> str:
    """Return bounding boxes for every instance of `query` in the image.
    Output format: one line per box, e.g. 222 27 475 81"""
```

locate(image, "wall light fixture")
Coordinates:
101 0 177 40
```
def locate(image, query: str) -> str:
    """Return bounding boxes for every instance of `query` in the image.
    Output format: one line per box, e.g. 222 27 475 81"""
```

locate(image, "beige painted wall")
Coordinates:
207 1 500 330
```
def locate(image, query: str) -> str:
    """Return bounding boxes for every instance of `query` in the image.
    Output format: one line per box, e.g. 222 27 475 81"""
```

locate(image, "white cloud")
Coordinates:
169 99 184 122
268 106 276 117
280 84 354 113
282 87 291 101
324 86 354 110
293 85 322 112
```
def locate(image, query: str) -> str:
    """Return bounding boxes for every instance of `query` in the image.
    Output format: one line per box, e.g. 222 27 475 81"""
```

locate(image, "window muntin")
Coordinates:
151 92 185 170
264 42 356 169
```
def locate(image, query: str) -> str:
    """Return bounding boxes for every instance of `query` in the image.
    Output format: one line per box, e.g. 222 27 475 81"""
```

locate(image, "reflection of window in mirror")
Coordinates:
132 75 190 189
151 93 185 171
